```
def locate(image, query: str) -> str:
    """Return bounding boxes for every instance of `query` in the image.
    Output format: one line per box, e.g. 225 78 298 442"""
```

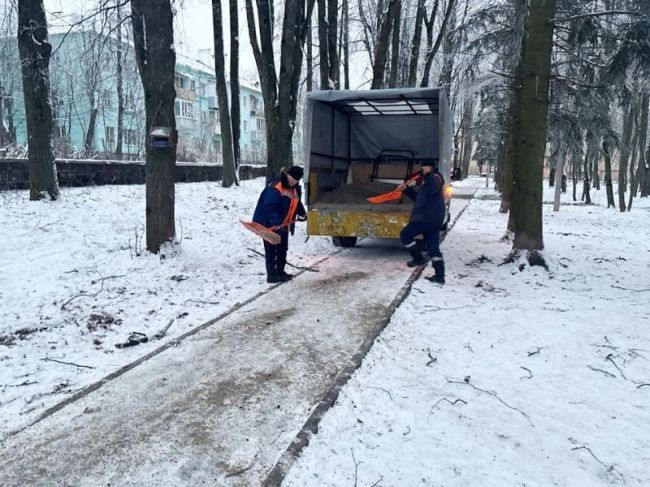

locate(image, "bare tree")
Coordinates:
342 0 350 88
407 0 426 87
131 0 177 253
229 0 241 170
371 0 399 89
212 0 237 187
115 4 125 159
245 0 316 176
317 0 330 88
388 0 401 88
17 0 59 200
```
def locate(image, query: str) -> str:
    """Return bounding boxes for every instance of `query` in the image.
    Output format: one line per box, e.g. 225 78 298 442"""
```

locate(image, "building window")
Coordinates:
124 91 136 112
243 120 247 132
174 73 195 92
105 126 115 147
256 117 265 132
174 99 194 119
125 128 137 146
243 97 247 109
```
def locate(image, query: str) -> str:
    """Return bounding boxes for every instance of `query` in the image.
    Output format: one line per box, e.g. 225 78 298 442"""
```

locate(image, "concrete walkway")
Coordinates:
1 186 479 487
1 241 418 486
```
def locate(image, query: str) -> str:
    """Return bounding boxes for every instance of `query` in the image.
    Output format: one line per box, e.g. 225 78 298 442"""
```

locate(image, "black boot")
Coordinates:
406 247 429 267
427 259 445 284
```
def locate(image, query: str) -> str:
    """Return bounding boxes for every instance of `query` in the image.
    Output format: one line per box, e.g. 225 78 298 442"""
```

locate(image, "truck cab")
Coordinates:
303 87 453 247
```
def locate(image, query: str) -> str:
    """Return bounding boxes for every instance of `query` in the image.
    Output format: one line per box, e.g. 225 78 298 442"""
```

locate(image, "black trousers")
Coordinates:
263 230 289 277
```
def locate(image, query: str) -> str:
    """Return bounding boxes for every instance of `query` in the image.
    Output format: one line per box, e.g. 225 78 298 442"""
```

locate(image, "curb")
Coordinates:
262 194 475 486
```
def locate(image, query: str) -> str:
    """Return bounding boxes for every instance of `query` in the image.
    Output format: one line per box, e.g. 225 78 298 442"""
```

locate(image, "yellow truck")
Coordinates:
303 87 453 247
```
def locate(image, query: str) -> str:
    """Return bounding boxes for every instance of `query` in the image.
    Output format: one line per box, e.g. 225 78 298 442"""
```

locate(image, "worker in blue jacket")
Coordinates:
397 162 446 284
253 166 307 283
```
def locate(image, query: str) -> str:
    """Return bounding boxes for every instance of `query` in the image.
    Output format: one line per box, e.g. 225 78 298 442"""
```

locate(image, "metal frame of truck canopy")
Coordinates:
303 87 453 243
304 87 453 204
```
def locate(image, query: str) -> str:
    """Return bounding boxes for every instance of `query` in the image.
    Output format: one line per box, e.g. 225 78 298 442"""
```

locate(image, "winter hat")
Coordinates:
287 165 304 181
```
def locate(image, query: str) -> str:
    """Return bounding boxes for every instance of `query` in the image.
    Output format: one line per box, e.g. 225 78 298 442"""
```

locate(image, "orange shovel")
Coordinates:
239 218 303 245
366 173 420 204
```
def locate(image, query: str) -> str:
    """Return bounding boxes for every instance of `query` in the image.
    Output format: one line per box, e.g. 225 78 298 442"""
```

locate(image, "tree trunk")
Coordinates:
407 0 426 87
307 10 313 92
212 0 237 187
630 93 649 206
84 103 98 157
460 98 473 178
592 148 600 190
553 142 564 212
327 0 339 89
388 0 401 88
582 134 595 204
230 0 241 169
131 0 177 253
0 94 4 147
509 0 556 253
318 0 329 88
627 117 639 211
116 6 124 159
342 0 350 89
640 138 650 198
603 136 616 208
421 0 451 88
246 0 315 177
549 167 555 187
371 0 399 89
618 101 634 212
17 0 59 200
437 0 460 90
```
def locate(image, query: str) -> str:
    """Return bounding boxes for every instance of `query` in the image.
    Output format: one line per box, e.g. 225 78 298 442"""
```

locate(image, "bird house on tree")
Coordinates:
149 126 176 148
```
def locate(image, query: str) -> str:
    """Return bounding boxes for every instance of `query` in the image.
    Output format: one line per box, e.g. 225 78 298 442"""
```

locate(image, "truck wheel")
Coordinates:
332 236 358 247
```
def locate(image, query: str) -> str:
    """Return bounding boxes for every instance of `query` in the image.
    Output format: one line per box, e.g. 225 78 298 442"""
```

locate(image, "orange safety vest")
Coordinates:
274 182 300 226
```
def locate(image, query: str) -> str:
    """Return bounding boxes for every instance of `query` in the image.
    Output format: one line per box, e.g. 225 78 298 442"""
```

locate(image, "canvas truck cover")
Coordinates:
303 87 453 240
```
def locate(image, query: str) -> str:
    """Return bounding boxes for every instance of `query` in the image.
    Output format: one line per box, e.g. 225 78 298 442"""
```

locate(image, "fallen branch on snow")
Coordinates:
41 357 95 369
611 285 650 293
571 445 624 482
152 319 175 340
520 366 533 380
446 377 533 425
60 273 124 310
587 365 616 378
350 447 361 487
2 380 37 388
426 348 437 366
185 298 220 305
429 397 467 416
636 383 650 389
605 353 627 380
527 346 545 357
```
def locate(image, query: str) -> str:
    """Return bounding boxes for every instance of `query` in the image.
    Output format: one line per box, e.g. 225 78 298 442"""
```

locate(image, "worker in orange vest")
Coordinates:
252 166 307 283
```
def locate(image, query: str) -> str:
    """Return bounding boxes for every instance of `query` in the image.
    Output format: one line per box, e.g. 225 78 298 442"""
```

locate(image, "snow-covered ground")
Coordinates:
0 179 333 438
283 182 650 486
2 177 649 486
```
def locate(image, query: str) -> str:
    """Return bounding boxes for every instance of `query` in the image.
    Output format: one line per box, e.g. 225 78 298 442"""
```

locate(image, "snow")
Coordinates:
283 180 650 486
1 176 649 485
0 179 333 439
